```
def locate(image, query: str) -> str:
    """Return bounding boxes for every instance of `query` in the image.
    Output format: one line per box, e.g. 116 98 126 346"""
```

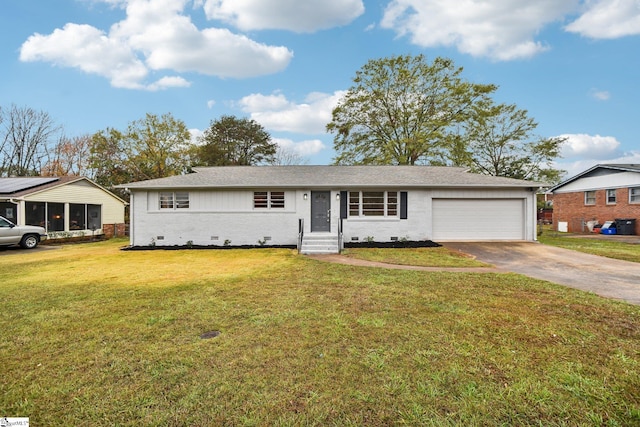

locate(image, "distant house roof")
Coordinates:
0 176 127 203
118 166 541 190
548 164 640 193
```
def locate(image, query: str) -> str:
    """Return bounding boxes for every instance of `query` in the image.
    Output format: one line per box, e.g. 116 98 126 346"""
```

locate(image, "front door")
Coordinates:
311 191 331 232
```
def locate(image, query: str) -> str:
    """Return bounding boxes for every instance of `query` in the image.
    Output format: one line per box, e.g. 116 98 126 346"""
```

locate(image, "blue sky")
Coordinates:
2 0 639 178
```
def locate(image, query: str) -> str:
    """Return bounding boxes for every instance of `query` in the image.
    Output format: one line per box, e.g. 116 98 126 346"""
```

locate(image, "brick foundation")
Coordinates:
552 189 640 234
103 223 128 238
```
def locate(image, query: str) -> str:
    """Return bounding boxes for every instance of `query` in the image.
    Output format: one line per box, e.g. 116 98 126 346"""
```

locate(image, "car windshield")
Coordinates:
0 216 15 227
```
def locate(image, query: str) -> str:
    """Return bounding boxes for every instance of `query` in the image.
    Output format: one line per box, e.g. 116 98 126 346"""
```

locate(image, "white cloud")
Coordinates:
189 128 204 144
559 133 622 159
20 23 149 89
378 0 640 60
274 137 326 156
589 89 611 101
201 0 364 32
381 0 579 60
565 0 640 38
207 100 216 109
237 91 346 134
19 0 293 90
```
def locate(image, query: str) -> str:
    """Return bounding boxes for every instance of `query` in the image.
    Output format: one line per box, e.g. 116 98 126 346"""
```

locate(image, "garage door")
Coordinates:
432 199 525 241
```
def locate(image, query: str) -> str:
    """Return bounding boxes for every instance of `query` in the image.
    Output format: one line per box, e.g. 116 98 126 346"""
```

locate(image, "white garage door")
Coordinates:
432 199 525 241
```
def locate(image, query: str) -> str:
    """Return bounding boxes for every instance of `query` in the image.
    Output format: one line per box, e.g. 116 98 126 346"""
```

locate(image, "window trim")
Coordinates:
606 189 617 205
348 190 399 218
253 191 286 209
159 191 190 210
630 187 640 204
584 190 596 206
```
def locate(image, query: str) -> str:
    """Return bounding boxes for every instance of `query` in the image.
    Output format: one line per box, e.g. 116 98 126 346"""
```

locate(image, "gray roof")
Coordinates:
548 163 640 192
118 166 541 190
0 176 127 203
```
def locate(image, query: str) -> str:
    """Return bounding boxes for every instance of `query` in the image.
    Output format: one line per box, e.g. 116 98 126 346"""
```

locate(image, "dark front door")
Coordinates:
311 191 331 232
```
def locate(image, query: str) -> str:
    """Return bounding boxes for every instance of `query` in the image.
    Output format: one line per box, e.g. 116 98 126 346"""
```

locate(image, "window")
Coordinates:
25 202 45 227
348 191 398 217
175 192 190 209
87 205 101 230
47 203 65 232
270 192 285 208
349 191 360 216
584 191 596 205
606 189 617 204
253 191 285 209
70 204 102 230
160 192 189 209
70 204 87 229
630 187 640 204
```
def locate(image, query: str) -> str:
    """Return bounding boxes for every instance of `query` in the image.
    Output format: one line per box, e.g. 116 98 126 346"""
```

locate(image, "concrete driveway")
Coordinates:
444 242 640 305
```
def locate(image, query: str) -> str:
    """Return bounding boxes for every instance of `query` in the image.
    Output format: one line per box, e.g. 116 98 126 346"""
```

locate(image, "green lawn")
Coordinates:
342 247 491 268
1 239 639 426
539 231 640 263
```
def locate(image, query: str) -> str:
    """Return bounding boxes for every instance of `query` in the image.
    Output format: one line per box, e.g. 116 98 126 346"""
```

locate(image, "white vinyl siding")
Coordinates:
20 179 125 227
432 199 525 241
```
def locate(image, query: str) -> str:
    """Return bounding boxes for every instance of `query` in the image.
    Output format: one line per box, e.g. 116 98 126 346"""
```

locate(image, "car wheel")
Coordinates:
20 234 39 249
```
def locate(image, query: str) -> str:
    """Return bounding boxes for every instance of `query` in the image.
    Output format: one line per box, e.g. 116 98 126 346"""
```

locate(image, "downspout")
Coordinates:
124 188 133 246
8 198 23 225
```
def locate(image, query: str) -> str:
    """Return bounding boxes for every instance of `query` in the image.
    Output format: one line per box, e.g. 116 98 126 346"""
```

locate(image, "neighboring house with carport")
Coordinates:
0 176 127 239
119 166 541 254
548 164 640 234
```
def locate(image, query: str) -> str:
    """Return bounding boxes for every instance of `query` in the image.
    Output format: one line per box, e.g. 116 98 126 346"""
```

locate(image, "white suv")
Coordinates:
0 215 47 249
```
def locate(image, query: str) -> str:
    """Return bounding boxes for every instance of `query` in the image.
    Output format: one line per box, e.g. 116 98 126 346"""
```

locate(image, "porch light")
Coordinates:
336 193 340 200
303 193 308 200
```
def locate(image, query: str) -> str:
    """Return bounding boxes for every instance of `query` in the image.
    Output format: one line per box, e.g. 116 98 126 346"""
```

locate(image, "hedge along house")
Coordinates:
119 166 541 254
548 164 640 234
0 176 127 239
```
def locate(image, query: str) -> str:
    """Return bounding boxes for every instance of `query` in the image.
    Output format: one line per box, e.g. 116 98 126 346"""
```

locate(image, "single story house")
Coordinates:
548 164 640 234
119 166 541 253
0 176 127 239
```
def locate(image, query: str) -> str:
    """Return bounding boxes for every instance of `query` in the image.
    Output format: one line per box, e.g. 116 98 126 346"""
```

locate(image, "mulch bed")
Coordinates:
123 240 441 250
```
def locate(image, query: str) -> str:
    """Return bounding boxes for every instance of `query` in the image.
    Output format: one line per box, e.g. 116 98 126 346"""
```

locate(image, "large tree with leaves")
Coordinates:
195 115 277 166
89 113 193 189
327 54 497 165
458 101 566 183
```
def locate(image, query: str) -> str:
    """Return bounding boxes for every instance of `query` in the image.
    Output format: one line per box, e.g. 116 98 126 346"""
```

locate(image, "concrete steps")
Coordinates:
300 233 340 254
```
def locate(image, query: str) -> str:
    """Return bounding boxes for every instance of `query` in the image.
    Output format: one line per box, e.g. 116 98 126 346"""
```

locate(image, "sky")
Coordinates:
1 0 640 179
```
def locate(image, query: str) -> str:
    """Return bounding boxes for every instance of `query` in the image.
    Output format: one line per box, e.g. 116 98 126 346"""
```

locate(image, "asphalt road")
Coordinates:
444 242 640 305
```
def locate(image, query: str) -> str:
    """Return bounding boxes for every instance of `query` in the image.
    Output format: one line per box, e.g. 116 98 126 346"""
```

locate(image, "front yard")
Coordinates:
539 230 640 263
1 239 639 425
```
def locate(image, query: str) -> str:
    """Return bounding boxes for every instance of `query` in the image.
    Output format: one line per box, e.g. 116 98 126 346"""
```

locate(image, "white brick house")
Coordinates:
119 166 541 253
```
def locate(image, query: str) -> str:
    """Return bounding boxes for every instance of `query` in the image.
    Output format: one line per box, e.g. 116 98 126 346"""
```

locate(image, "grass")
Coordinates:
341 247 491 268
1 239 639 425
539 230 640 263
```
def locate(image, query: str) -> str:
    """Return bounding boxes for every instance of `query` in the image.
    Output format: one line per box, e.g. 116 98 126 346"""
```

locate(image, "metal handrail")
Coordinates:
297 218 304 253
338 217 343 253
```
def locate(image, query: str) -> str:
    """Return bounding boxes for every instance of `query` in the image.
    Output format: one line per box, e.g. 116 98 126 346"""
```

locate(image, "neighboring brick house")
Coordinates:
549 164 640 234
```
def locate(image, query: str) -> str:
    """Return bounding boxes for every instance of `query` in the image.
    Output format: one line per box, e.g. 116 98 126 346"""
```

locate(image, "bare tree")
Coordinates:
42 134 93 177
271 145 310 165
0 104 60 176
